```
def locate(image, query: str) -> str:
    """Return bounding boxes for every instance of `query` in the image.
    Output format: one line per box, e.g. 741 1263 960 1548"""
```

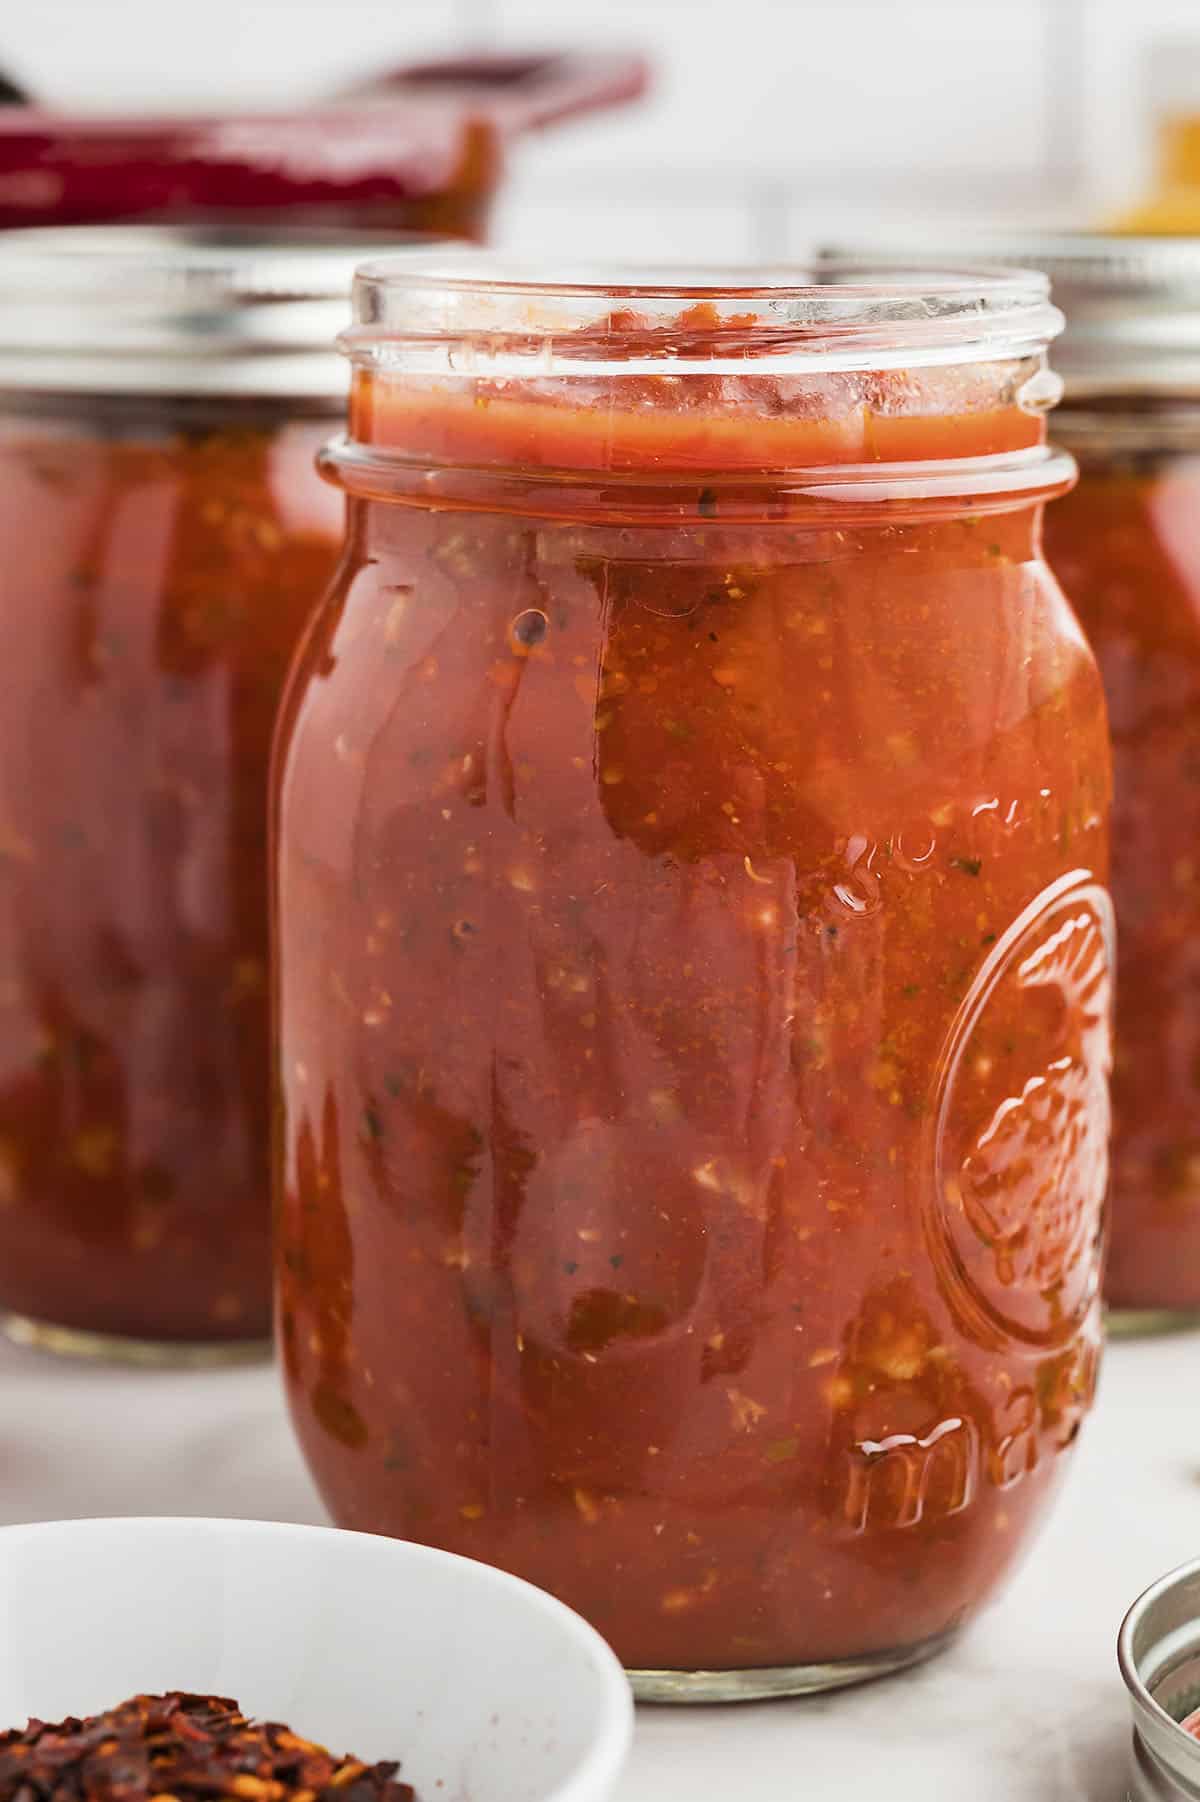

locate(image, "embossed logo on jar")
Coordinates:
928 872 1114 1349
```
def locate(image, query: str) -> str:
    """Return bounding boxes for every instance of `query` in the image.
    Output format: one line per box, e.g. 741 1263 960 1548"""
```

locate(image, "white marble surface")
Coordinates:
0 1330 1190 1801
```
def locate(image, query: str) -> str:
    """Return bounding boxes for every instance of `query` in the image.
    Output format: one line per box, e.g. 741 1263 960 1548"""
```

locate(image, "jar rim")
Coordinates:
1119 1556 1200 1801
0 223 447 400
819 232 1200 397
345 250 1063 372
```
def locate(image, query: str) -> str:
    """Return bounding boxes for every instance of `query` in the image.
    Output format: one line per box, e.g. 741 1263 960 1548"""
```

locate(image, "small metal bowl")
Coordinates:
1120 1558 1200 1800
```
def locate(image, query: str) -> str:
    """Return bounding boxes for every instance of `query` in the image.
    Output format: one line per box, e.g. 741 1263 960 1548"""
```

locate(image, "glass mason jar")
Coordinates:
1033 241 1200 1333
0 225 386 1359
273 257 1114 1698
822 235 1200 1332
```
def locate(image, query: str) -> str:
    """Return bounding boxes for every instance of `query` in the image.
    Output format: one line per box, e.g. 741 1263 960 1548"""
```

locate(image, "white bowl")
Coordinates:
0 1518 633 1802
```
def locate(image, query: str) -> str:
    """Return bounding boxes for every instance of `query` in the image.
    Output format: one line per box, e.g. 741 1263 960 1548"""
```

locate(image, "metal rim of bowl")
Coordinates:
1120 1557 1200 1799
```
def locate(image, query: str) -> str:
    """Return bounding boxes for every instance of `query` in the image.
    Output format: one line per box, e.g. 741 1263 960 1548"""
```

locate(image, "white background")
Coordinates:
5 0 1200 257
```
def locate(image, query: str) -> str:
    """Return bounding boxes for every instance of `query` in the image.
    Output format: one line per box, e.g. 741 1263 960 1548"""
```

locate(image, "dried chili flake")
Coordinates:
0 1694 417 1802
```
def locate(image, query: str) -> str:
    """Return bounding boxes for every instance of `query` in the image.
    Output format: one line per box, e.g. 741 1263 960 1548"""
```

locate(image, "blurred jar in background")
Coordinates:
1037 240 1200 1330
824 234 1200 1331
0 226 378 1358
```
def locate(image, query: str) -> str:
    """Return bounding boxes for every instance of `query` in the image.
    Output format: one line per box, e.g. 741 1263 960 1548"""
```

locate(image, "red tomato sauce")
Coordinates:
274 345 1112 1675
1046 448 1200 1317
0 398 342 1343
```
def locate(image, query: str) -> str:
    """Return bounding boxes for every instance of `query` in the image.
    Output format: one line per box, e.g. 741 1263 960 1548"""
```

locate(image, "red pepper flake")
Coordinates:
0 1694 417 1802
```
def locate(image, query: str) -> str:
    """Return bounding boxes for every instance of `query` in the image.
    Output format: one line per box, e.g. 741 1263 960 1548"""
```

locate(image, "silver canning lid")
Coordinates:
1120 1557 1200 1800
818 233 1200 399
0 224 444 401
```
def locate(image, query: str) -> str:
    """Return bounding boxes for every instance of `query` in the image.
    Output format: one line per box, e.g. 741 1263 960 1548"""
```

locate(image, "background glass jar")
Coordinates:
273 257 1113 1698
823 234 1200 1334
1037 242 1200 1333
0 225 397 1359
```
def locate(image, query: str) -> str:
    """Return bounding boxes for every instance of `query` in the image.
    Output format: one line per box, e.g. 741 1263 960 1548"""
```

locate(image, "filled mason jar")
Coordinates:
823 235 1200 1333
0 225 388 1358
272 257 1113 1698
1035 242 1200 1332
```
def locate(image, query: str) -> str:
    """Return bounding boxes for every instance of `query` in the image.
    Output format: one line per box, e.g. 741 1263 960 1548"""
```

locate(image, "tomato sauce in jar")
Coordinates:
1046 391 1200 1328
827 234 1200 1331
1014 238 1200 1329
273 260 1113 1695
0 226 361 1354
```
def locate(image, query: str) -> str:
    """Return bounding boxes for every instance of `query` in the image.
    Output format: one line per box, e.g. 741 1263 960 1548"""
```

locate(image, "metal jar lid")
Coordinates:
1120 1557 1200 1800
0 224 443 402
817 233 1200 400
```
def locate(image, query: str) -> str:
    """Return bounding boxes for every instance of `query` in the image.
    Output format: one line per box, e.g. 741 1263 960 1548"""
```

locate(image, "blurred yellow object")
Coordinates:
1113 188 1200 233
1112 113 1200 233
1160 112 1200 188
